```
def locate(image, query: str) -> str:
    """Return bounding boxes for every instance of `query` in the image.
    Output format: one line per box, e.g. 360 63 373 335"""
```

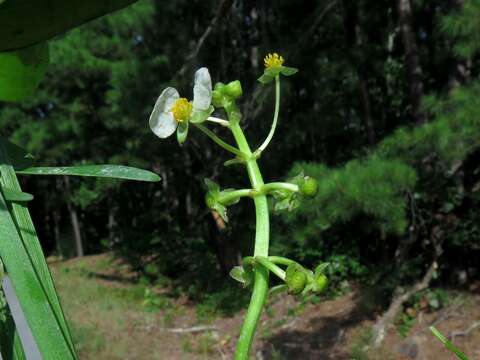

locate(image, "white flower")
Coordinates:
149 67 212 139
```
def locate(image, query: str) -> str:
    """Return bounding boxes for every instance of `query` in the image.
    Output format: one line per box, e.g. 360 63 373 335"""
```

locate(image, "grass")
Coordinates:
50 254 199 360
49 254 480 359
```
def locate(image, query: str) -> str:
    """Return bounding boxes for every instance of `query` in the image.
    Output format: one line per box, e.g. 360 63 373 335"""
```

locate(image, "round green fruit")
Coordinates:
300 176 319 198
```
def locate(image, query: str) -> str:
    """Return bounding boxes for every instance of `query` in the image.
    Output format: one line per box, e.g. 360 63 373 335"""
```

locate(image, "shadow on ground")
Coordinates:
260 295 369 359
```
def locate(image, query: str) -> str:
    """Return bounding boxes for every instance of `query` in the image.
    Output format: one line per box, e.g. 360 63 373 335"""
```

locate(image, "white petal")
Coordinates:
149 87 179 138
149 112 177 138
193 67 212 110
151 87 179 114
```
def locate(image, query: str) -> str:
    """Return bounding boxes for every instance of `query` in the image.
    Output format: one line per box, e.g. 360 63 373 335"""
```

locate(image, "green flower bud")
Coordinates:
214 82 226 92
211 89 224 108
300 176 318 198
313 274 328 293
285 263 308 295
212 82 227 108
288 272 307 294
225 80 243 98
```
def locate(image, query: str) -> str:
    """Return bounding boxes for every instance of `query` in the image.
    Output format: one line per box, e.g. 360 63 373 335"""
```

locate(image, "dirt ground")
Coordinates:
50 254 480 360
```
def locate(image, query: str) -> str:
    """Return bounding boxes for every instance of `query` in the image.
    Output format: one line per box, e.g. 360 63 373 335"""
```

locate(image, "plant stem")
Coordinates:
227 107 270 360
193 123 244 157
255 256 286 281
217 189 253 204
256 75 280 154
261 182 299 194
206 116 230 127
268 256 296 267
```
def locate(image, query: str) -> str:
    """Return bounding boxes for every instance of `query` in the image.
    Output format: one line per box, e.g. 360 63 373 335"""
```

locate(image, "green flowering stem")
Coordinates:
206 116 230 127
226 103 269 360
255 256 286 281
261 182 299 194
430 326 469 360
255 75 280 155
193 123 244 157
217 189 255 204
268 256 296 267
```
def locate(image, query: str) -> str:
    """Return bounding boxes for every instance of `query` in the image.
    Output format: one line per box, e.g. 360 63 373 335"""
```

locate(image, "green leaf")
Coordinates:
0 137 34 170
241 258 255 288
1 187 34 202
430 326 469 360
257 73 274 85
17 165 160 182
0 164 76 356
314 262 330 276
0 192 77 359
177 121 189 145
204 179 220 193
229 266 246 284
0 0 138 51
212 202 228 222
265 67 282 77
274 198 291 212
280 66 298 76
271 189 290 200
0 42 49 101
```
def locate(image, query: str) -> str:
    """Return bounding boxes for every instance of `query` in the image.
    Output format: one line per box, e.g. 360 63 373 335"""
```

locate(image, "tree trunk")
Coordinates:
358 74 375 145
342 0 376 144
396 0 425 123
207 211 239 275
53 209 62 257
107 207 119 248
68 204 84 257
447 0 470 91
64 177 84 257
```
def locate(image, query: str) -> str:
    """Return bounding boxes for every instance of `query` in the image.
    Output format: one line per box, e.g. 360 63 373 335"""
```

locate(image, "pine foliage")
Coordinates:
440 0 480 57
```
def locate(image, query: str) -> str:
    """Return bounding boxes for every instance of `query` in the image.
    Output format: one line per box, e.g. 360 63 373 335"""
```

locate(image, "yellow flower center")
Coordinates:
171 98 193 122
264 53 284 69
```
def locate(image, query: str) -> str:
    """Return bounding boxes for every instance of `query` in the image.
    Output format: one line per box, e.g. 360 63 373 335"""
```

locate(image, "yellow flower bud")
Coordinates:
264 53 284 69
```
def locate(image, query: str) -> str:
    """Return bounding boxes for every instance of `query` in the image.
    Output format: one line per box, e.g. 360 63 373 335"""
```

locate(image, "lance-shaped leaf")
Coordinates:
0 192 77 359
0 0 138 51
0 138 34 170
0 187 34 202
0 162 76 355
17 165 160 182
0 42 49 101
430 326 470 360
0 138 73 359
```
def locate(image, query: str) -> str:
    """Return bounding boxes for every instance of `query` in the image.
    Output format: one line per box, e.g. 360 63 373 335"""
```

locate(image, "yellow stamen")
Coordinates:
171 98 193 122
264 53 284 69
